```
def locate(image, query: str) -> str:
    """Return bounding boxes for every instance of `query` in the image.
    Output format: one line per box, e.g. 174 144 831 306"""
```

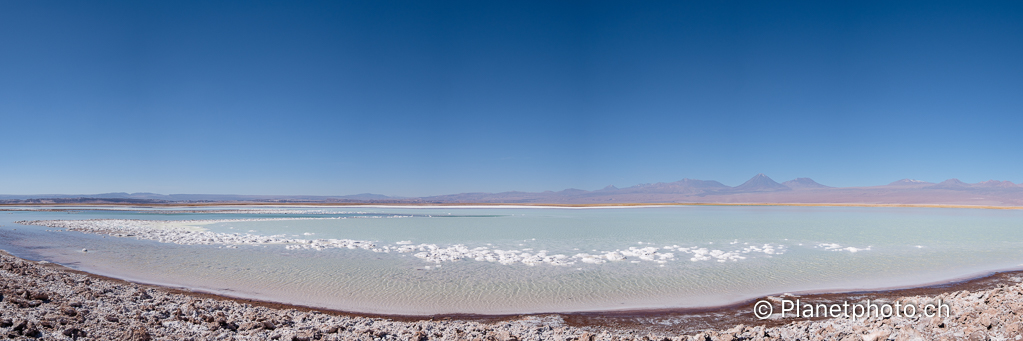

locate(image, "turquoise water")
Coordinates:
1 205 1022 314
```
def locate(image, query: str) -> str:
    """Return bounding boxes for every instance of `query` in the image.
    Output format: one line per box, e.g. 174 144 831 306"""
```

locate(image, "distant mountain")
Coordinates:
620 178 729 195
782 178 830 189
733 174 790 192
5 174 1023 206
0 193 168 200
976 180 1018 188
674 178 730 189
887 179 934 187
339 193 393 200
926 179 1021 191
0 197 169 204
0 192 401 203
929 179 970 189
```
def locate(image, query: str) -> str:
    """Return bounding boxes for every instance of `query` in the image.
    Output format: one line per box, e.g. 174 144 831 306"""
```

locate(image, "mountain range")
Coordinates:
2 174 1022 206
418 174 1023 205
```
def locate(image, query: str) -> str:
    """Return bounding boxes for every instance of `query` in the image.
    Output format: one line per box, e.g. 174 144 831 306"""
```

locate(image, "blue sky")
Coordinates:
2 1 1022 196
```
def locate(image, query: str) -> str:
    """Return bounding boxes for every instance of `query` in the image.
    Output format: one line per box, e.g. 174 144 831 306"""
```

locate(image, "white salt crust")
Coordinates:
20 219 800 267
816 242 872 253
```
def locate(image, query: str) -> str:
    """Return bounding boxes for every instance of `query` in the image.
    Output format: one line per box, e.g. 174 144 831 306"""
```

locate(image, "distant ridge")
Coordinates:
674 178 730 189
887 179 934 187
0 192 405 203
782 178 830 189
977 180 1018 188
618 178 729 195
4 175 1023 206
930 179 970 189
341 193 393 200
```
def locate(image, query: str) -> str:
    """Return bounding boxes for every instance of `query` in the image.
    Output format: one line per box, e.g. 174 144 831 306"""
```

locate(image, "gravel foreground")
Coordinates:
2 250 1022 341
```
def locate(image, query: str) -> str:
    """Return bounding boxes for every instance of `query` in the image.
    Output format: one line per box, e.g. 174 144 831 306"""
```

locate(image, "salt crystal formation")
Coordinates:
20 219 787 267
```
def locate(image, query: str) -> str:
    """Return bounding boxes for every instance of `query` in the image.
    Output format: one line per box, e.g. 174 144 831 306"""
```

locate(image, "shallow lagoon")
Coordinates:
2 205 1022 314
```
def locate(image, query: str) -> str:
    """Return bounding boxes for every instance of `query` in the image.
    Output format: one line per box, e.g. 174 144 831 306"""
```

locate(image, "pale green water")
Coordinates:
2 205 1022 314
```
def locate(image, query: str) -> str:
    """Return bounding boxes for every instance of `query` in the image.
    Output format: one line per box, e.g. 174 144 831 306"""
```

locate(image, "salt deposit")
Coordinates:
19 219 789 267
816 242 871 253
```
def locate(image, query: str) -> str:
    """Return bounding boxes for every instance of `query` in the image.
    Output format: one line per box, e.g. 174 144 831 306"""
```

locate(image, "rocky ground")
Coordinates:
2 250 1022 340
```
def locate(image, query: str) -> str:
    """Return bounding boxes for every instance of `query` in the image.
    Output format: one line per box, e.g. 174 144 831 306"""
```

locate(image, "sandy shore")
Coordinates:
2 250 1022 340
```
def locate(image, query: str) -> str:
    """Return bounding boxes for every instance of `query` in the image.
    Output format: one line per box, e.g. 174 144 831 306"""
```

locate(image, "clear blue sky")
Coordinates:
2 1 1022 196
